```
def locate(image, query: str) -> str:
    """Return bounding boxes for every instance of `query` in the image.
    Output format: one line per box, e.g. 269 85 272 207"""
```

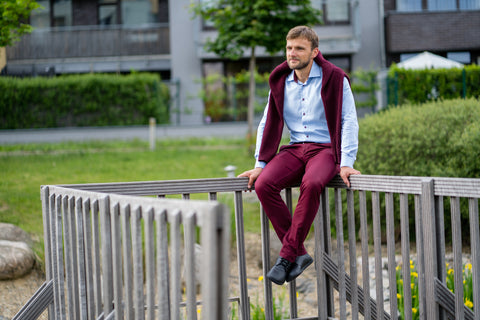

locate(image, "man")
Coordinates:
238 26 360 285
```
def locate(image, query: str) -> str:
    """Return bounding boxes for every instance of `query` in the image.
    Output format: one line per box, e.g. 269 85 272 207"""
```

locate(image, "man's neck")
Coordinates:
294 61 314 84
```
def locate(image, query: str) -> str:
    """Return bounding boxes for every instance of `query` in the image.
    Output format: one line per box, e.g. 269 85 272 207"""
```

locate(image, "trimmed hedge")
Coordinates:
387 65 480 106
0 73 170 129
356 98 480 178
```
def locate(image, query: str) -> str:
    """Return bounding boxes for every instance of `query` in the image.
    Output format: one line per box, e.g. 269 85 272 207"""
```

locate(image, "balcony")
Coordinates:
5 24 171 74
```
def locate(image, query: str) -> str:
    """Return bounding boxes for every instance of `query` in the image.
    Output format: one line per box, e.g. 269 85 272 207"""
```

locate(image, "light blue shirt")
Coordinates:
254 61 359 169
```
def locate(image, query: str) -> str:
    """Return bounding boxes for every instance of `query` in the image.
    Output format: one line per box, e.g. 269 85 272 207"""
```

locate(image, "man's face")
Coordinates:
286 38 318 70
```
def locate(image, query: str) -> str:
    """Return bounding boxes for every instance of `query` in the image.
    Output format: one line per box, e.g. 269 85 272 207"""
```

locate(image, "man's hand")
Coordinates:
237 167 263 190
340 166 361 188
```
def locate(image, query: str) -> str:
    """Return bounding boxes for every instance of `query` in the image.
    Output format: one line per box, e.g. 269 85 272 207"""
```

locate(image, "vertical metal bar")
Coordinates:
285 187 298 319
144 208 155 320
100 196 114 315
359 190 371 320
132 206 145 320
450 196 464 319
184 211 198 320
122 205 134 320
41 187 54 319
170 210 182 320
335 188 347 319
111 203 123 320
400 194 412 320
386 192 398 320
468 198 480 320
55 195 67 319
69 197 80 320
421 179 439 319
234 190 250 320
155 209 170 320
435 195 446 320
260 204 274 320
372 191 384 319
347 189 358 320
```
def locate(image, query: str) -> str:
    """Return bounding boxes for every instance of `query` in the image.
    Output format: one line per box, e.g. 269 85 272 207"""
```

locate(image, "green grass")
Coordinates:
0 138 262 263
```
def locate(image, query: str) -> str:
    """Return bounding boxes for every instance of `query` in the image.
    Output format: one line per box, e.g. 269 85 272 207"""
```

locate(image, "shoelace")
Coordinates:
278 258 290 268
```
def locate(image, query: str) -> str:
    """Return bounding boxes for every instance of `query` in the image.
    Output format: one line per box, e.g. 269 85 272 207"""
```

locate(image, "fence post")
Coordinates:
421 179 439 319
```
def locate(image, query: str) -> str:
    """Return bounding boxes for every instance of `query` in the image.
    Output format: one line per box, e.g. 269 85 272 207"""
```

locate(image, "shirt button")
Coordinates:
304 126 307 129
303 113 305 116
302 98 305 101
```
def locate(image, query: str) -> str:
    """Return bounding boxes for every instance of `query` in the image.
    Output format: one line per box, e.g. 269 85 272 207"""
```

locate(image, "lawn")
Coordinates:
0 138 262 262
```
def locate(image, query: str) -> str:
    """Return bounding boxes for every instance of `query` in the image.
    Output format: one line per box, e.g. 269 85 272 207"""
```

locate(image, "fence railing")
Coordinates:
13 175 480 320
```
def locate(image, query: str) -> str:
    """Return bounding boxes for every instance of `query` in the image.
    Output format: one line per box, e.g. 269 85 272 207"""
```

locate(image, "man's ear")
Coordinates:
312 47 319 58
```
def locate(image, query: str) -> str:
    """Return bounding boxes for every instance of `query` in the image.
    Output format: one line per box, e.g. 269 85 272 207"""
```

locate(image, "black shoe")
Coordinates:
267 257 293 285
286 254 313 282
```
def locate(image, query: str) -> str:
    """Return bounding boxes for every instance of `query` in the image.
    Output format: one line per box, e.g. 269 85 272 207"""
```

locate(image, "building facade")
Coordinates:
4 0 479 125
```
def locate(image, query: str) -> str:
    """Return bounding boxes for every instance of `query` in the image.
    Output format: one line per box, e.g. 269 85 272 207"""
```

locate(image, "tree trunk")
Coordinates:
247 46 256 151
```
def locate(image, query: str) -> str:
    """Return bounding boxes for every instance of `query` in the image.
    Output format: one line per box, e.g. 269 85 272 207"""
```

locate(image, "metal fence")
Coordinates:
13 175 480 320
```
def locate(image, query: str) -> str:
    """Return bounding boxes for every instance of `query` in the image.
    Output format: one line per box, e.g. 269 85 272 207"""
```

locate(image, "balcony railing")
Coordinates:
6 23 170 61
13 174 480 320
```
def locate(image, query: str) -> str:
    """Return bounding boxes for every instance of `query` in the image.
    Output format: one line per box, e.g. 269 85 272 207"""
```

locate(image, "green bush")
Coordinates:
356 98 480 178
387 65 480 106
0 73 170 129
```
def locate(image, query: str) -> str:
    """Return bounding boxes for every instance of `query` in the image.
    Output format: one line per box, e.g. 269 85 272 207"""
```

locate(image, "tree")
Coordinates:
0 0 41 47
192 0 322 148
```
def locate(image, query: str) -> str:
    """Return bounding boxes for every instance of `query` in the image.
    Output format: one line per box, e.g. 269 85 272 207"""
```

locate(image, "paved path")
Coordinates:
0 122 254 144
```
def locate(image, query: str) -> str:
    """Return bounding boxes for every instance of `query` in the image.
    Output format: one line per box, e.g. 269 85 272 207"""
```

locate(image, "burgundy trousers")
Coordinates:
255 143 338 262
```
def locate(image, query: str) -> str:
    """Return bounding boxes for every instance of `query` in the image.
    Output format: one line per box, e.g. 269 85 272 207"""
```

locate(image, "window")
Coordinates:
30 0 72 28
427 0 456 11
447 52 471 64
459 0 480 9
397 0 422 12
311 0 350 24
99 0 120 25
121 0 160 25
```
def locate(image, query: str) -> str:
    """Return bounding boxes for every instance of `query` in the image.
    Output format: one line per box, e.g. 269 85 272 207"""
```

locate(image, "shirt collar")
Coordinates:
287 61 322 83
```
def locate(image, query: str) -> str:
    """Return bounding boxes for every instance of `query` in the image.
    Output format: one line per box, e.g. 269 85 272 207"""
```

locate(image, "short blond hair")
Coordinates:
286 26 319 50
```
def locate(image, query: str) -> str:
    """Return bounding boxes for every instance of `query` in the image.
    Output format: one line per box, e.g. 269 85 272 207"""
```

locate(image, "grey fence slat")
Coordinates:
122 205 134 320
92 199 103 317
450 197 464 319
314 191 328 320
63 196 75 320
422 179 439 319
385 193 398 320
132 206 145 320
260 204 274 320
285 188 298 319
347 189 358 320
400 194 412 320
372 191 384 319
54 195 67 320
82 198 96 320
434 195 447 320
184 211 198 320
170 210 181 320
359 190 371 320
111 203 123 320
75 197 88 320
468 198 480 320
100 196 114 316
40 187 55 319
234 190 250 320
145 208 155 320
155 209 170 320
70 197 81 320
414 194 426 320
334 188 347 319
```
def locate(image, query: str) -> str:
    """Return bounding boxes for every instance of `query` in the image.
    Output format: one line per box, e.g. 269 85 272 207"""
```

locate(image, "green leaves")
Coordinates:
0 0 41 47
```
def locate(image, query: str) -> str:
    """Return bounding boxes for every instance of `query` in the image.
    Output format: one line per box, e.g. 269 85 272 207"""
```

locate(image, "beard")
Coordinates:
287 58 310 70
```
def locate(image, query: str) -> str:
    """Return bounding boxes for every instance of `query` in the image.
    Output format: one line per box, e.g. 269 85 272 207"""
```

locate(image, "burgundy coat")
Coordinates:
258 52 348 166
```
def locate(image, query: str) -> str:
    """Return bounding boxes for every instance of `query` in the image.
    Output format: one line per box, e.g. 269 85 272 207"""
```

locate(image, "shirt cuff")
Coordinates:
255 160 267 169
340 154 356 169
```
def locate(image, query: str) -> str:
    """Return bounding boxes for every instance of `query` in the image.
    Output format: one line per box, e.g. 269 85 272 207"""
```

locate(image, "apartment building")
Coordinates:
4 0 478 124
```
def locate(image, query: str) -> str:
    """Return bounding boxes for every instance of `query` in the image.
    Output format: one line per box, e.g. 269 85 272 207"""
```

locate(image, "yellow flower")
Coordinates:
446 263 449 268
412 308 418 314
397 293 402 300
258 276 264 282
448 269 454 275
399 279 403 285
465 299 473 309
247 278 251 282
411 283 415 289
466 263 472 270
296 292 299 298
410 264 414 270
411 272 418 278
396 265 401 271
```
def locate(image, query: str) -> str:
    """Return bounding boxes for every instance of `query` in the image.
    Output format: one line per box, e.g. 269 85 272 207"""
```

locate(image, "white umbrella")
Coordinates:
397 51 464 69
